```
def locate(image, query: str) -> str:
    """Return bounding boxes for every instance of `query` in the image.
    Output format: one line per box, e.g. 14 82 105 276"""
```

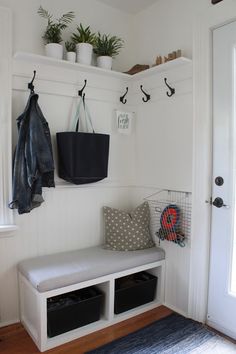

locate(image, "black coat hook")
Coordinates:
211 0 223 4
140 85 151 103
28 70 36 93
164 78 175 97
78 79 87 98
120 87 128 104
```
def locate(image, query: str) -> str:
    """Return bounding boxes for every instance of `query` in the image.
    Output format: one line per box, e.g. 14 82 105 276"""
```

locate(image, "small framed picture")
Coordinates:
115 110 134 135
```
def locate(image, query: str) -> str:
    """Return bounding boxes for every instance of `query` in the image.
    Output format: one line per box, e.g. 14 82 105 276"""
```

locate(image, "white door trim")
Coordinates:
0 7 16 236
189 3 236 322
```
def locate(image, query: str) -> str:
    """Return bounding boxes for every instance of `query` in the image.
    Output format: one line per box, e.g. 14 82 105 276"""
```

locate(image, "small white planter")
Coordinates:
45 43 63 60
76 43 93 65
66 51 76 63
97 56 113 70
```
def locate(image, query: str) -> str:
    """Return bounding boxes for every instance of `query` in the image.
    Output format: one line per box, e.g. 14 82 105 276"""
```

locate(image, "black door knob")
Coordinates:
212 197 224 208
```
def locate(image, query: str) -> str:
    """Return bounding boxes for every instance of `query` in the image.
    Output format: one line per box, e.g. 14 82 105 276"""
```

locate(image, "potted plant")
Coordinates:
65 41 76 62
94 32 124 70
38 6 74 60
72 24 96 65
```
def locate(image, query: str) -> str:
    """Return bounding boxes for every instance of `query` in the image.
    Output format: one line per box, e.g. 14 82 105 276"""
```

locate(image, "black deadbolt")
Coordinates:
212 197 224 208
215 176 224 186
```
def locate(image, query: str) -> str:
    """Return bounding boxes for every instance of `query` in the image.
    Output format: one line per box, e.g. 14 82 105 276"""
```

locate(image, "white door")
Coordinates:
207 21 236 339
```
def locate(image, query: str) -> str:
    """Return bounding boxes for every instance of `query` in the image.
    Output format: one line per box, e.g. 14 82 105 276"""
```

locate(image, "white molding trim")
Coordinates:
0 225 18 238
0 7 14 231
13 54 192 107
189 4 236 322
14 52 191 81
14 52 130 80
0 318 20 328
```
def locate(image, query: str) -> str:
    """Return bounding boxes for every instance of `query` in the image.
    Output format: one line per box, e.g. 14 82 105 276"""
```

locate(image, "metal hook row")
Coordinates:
120 85 151 104
120 78 176 104
28 74 88 101
28 73 175 103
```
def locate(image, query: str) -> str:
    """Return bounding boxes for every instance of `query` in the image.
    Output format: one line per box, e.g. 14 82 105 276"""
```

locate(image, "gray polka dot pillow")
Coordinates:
103 202 155 251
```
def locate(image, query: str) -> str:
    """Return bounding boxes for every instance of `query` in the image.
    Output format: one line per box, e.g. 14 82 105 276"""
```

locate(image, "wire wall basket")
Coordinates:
145 189 192 247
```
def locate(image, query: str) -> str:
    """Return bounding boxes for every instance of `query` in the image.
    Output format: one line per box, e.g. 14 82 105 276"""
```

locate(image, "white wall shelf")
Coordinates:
132 57 192 81
14 52 192 82
14 52 130 80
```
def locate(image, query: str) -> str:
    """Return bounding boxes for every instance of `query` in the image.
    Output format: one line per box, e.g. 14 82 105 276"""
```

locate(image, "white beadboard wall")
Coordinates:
0 58 135 326
133 61 193 192
0 55 193 325
2 0 236 330
131 187 191 317
131 61 193 316
0 187 134 325
12 58 135 186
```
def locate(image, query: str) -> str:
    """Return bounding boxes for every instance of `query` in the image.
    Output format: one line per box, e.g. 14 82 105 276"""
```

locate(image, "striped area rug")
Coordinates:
87 314 236 354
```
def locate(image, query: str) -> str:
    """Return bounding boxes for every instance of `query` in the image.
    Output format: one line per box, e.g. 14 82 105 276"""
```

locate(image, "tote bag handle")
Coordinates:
74 97 95 133
83 98 95 133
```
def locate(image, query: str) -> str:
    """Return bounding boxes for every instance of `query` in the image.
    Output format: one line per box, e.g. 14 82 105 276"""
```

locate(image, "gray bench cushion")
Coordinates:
18 246 165 292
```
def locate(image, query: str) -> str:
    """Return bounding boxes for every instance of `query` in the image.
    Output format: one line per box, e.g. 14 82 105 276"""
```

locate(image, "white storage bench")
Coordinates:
18 246 165 352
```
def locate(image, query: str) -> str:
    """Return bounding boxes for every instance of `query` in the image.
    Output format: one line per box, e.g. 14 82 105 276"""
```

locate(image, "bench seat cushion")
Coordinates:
18 246 165 292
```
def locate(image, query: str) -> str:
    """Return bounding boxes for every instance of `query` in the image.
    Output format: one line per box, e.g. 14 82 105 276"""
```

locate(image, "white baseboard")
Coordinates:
0 318 20 328
164 302 189 318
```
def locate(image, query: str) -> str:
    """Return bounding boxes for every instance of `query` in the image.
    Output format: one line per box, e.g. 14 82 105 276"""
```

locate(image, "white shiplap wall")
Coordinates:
131 62 193 316
0 56 193 325
0 58 136 326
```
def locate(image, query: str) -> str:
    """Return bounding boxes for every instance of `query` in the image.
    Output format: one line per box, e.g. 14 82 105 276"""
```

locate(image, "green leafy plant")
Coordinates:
72 24 96 45
94 33 124 58
38 6 75 44
65 41 76 52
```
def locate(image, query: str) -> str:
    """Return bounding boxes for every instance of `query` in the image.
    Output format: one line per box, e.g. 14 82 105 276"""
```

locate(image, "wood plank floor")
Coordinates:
0 306 172 354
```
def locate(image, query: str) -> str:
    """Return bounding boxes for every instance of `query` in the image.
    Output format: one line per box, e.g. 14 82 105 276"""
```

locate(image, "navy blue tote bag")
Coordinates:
57 98 110 185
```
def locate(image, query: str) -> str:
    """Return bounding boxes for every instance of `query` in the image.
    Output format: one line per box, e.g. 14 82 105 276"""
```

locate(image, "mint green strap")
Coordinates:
73 96 95 133
83 99 95 133
73 97 83 132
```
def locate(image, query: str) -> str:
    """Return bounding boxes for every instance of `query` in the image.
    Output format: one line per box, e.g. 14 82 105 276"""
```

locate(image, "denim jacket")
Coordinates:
9 93 55 214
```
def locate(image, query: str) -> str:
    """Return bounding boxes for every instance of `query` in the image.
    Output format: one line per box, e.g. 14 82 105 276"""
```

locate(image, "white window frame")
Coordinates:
0 7 17 236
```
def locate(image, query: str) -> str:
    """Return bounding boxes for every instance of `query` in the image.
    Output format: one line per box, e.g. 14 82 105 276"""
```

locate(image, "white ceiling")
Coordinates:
97 0 159 15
